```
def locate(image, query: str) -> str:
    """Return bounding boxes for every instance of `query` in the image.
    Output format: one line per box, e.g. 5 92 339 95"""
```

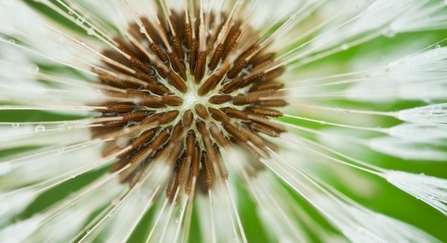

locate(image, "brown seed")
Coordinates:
144 83 170 96
163 96 184 106
150 128 171 150
189 39 198 74
140 113 164 126
198 73 223 96
185 132 196 160
209 107 232 124
194 51 207 83
98 103 136 113
208 95 232 104
221 107 250 120
150 42 168 63
184 23 192 51
185 144 200 194
226 59 248 79
165 167 178 200
232 95 260 106
245 106 283 117
208 43 224 71
249 122 285 137
172 35 184 61
249 82 284 92
257 99 288 107
214 146 229 179
200 152 213 190
159 110 180 125
168 51 187 80
97 74 138 89
209 125 231 148
222 27 242 60
122 110 148 122
167 71 187 93
177 155 189 188
129 56 153 74
107 129 158 167
171 122 184 142
224 124 249 143
194 104 210 120
183 110 194 128
139 97 166 108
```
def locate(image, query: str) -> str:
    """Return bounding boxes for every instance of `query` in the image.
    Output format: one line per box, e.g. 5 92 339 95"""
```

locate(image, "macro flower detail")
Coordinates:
91 10 287 191
1 0 447 243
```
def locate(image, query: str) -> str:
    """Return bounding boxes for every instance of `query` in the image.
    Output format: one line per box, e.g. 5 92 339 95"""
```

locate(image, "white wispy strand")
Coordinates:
0 123 92 150
387 171 447 217
388 123 447 142
260 146 439 243
79 162 172 242
0 175 126 243
313 0 447 51
270 136 439 242
0 2 102 67
313 194 441 243
0 143 105 191
368 136 447 161
346 46 447 102
283 45 447 103
398 103 447 124
251 173 328 243
224 149 314 242
0 189 36 225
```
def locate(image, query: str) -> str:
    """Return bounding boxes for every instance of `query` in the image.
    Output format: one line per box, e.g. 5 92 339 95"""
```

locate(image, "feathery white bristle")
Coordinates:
0 1 121 109
64 0 120 35
32 177 126 242
1 174 126 243
0 215 45 243
398 103 447 124
391 1 447 32
0 162 12 176
250 173 311 243
369 136 447 161
346 46 447 102
197 194 215 243
0 124 92 149
0 189 36 225
0 142 105 191
211 186 245 243
259 145 438 243
27 209 90 243
387 171 447 216
311 0 447 52
82 162 172 242
0 47 108 107
313 193 441 243
389 123 447 141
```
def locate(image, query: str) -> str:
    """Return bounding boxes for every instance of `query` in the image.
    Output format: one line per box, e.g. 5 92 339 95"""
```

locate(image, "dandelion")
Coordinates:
1 0 447 242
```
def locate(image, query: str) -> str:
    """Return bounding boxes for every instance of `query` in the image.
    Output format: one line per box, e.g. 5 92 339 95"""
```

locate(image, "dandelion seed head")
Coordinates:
1 0 447 242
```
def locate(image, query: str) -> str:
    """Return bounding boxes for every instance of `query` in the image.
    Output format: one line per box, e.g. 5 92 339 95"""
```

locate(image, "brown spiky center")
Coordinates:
92 10 287 199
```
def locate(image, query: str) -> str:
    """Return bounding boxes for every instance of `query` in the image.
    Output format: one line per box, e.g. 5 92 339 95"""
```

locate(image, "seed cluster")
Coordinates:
91 10 287 198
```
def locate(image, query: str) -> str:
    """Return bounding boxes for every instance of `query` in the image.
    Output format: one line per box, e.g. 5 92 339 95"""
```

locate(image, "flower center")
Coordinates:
182 88 205 111
91 9 288 198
